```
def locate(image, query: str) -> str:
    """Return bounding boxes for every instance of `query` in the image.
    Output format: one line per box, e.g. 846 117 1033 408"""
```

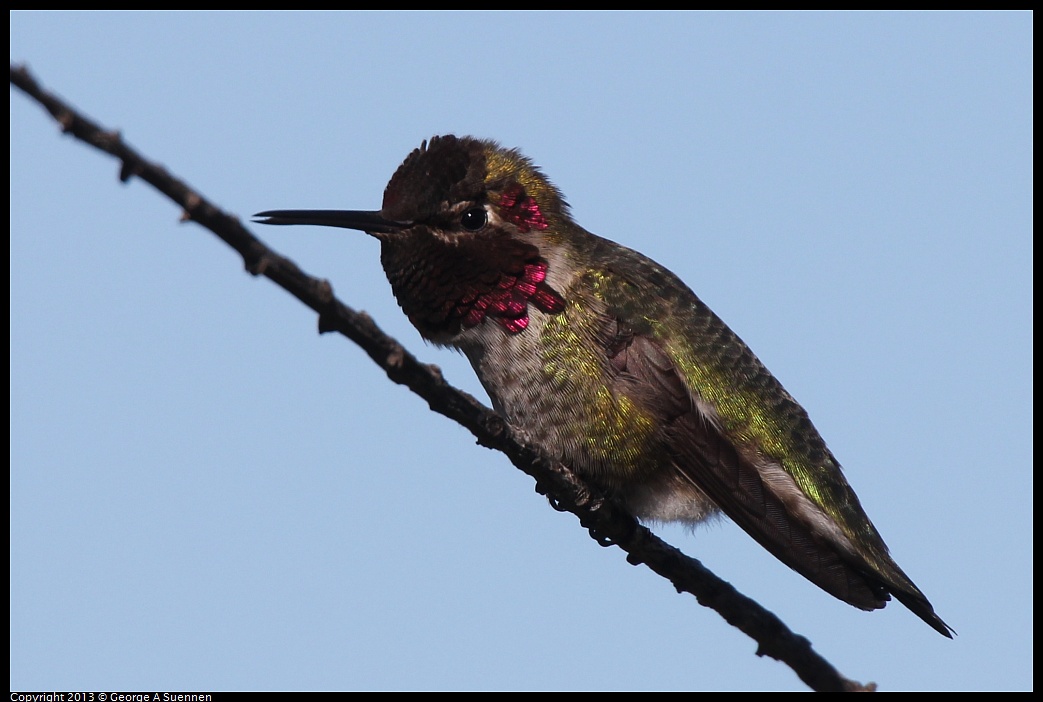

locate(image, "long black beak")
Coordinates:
253 209 405 234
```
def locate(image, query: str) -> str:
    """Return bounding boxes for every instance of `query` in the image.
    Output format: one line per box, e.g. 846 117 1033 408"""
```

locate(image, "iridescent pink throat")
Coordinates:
461 259 565 334
384 184 567 338
459 185 564 334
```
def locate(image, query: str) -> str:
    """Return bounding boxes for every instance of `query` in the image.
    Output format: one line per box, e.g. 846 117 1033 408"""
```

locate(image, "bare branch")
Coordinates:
10 62 873 692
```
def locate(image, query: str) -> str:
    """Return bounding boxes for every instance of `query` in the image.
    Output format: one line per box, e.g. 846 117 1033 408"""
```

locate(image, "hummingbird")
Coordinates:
256 135 953 637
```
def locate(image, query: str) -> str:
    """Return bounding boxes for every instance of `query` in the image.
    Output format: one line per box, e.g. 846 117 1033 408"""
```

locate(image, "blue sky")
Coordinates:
11 11 1031 691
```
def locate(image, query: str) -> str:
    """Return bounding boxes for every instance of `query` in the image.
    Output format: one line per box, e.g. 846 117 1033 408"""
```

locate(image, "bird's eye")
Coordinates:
460 207 488 232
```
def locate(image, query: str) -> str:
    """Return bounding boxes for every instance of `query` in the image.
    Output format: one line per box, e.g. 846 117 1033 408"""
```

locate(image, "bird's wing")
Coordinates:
587 252 952 636
604 321 892 610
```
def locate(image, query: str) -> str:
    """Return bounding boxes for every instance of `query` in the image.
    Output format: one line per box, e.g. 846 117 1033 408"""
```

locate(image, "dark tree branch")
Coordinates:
10 62 873 692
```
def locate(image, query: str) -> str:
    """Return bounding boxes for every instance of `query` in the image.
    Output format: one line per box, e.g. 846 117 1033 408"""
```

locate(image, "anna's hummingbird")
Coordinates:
257 135 952 637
